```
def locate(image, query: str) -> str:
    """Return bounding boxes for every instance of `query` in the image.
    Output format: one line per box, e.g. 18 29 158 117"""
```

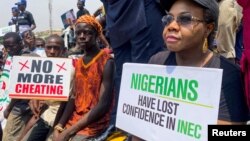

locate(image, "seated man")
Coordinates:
2 32 30 141
19 34 72 141
53 15 115 141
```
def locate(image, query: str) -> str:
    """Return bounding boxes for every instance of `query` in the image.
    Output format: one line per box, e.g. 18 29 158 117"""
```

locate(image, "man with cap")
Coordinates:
8 7 19 26
15 0 36 34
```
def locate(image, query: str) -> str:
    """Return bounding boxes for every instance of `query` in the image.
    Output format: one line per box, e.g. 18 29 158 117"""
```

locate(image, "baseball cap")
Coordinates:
160 0 219 27
12 7 19 12
15 0 27 6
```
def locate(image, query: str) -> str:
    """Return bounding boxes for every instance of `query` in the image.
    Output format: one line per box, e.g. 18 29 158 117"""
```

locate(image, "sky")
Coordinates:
0 0 103 32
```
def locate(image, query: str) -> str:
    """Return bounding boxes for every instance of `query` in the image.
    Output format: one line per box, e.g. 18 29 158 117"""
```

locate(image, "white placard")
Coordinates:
9 56 73 101
116 63 223 141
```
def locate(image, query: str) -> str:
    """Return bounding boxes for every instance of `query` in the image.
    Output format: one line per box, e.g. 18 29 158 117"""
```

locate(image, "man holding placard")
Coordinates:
19 34 73 141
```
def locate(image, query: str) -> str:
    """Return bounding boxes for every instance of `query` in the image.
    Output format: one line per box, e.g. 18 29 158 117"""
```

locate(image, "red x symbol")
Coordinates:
56 62 67 72
19 60 29 71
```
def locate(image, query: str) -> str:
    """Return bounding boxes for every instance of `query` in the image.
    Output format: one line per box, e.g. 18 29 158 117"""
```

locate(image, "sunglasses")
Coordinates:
162 13 204 27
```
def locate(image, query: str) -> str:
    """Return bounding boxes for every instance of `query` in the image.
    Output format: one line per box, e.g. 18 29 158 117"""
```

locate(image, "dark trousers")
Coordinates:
235 23 243 62
0 124 2 141
110 0 165 125
26 118 51 141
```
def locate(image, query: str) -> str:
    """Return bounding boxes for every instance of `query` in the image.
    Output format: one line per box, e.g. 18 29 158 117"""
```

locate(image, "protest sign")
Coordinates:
61 9 76 29
116 63 222 141
0 56 12 125
9 56 73 101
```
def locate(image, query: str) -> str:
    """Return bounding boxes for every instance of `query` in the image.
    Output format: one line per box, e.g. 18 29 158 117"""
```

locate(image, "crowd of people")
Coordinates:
0 0 250 141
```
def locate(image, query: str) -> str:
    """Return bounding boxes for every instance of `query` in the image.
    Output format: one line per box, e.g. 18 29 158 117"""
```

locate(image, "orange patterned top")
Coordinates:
66 50 113 137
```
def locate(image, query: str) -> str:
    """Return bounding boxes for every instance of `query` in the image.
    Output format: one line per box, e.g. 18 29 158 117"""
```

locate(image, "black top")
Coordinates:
17 11 35 26
151 51 249 122
149 51 249 122
76 8 90 19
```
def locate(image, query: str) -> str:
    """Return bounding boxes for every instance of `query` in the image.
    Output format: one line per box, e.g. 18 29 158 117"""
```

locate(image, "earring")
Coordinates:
203 38 208 53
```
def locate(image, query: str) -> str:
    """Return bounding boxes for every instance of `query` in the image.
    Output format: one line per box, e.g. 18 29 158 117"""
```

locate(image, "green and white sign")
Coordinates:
116 63 223 141
0 25 16 37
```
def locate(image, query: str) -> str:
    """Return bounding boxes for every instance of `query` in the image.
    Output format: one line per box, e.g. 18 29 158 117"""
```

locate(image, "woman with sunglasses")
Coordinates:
149 0 249 125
